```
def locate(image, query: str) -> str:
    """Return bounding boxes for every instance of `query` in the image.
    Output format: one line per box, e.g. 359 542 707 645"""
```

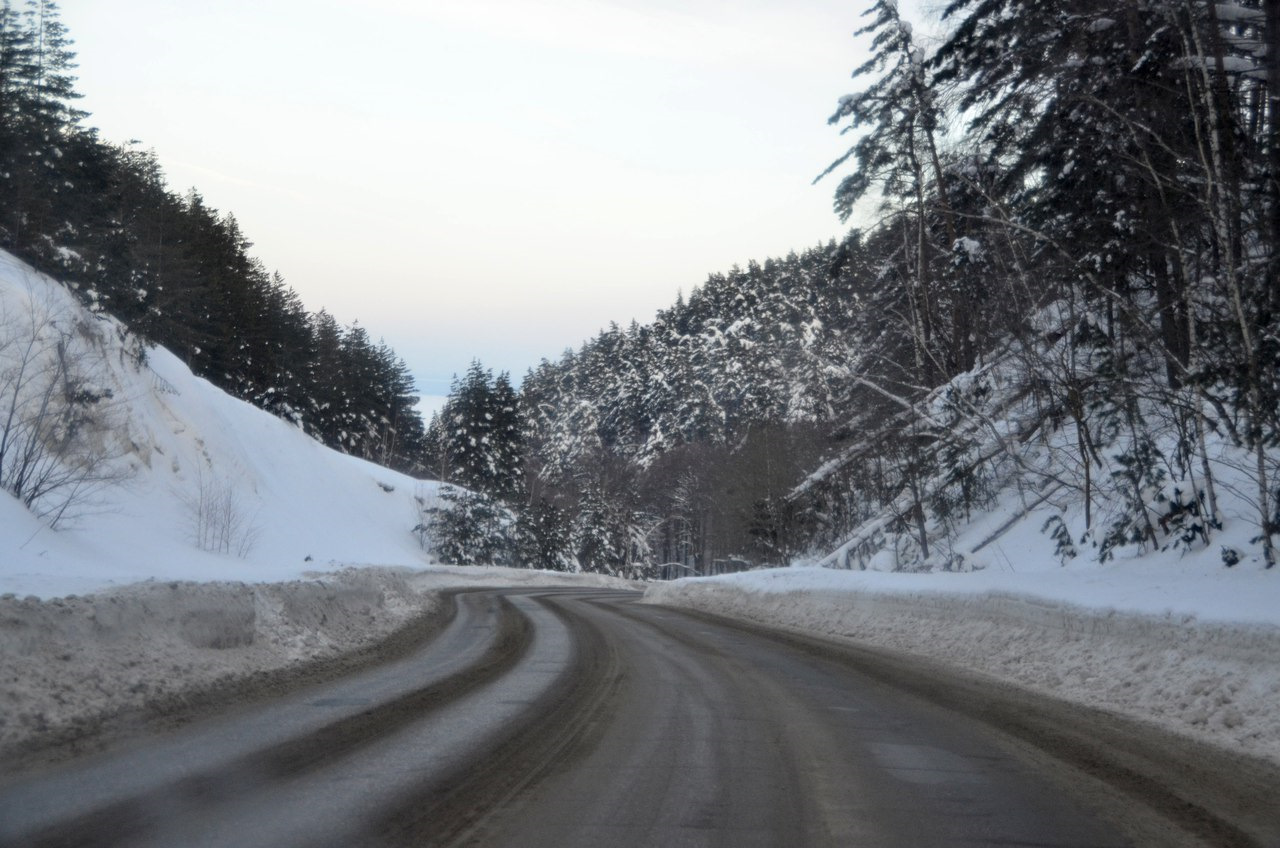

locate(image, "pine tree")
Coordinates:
0 0 85 259
515 498 576 571
435 361 523 502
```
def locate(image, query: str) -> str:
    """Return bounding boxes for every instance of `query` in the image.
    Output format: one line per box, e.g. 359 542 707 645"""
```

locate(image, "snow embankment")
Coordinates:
644 568 1280 765
0 565 635 765
0 249 443 600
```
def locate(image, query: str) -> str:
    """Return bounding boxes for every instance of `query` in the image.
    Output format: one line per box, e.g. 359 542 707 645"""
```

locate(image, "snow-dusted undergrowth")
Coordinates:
798 299 1279 577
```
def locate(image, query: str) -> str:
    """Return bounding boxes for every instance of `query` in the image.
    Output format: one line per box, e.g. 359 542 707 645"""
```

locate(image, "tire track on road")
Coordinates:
2 591 533 848
370 590 631 848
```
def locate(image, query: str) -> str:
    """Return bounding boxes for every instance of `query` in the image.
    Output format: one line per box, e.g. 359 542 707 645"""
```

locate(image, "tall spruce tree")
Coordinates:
430 361 523 502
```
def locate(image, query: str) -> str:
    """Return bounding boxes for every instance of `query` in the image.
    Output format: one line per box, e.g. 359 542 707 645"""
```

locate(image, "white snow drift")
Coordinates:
0 249 440 600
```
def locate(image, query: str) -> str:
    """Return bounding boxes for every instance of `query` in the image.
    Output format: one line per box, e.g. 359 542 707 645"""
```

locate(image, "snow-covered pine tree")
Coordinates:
432 361 523 503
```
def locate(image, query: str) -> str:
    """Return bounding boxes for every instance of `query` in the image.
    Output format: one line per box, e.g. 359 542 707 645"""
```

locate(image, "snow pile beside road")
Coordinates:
645 568 1280 765
415 564 637 591
0 565 636 765
0 568 432 762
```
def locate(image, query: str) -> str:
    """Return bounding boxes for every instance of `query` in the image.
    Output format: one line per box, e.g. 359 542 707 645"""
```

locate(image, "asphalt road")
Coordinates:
2 588 1278 847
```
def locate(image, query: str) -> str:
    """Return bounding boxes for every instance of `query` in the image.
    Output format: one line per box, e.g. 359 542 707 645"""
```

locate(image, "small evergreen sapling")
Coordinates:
1040 514 1077 564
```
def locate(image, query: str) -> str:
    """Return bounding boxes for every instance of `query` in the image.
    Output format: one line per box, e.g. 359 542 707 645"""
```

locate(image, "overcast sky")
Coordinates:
60 1 890 410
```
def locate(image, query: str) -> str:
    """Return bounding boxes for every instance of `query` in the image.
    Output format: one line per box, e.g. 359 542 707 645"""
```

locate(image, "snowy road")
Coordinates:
2 588 1278 847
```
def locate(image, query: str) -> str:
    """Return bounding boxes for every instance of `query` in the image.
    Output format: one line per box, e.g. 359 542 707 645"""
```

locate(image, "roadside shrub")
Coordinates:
182 470 260 557
0 297 128 526
420 485 514 565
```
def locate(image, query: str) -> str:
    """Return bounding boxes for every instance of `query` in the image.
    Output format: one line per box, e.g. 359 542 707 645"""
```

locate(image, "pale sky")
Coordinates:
60 1 884 409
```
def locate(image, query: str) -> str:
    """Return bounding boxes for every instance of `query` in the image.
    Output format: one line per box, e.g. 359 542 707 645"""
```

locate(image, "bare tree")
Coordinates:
181 468 260 558
0 294 129 527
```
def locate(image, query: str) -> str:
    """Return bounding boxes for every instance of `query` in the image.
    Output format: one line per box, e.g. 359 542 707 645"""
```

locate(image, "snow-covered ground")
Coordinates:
0 249 444 600
0 565 634 762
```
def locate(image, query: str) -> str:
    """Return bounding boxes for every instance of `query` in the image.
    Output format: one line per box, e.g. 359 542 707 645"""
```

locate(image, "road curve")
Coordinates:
2 588 1278 847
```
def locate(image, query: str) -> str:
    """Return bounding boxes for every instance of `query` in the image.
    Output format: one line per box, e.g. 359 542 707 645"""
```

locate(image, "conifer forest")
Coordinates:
4 0 1279 574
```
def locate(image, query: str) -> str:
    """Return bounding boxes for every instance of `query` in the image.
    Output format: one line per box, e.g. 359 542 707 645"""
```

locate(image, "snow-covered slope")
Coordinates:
0 250 438 599
0 251 651 762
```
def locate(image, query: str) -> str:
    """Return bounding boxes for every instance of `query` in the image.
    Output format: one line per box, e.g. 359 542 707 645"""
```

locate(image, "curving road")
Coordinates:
2 588 1278 847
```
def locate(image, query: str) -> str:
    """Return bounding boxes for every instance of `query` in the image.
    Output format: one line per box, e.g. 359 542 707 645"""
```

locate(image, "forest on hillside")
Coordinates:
0 1 425 472
424 0 1280 574
4 0 1278 575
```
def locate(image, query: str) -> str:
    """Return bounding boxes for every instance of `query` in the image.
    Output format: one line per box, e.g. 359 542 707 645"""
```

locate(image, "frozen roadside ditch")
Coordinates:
643 572 1280 766
0 565 637 768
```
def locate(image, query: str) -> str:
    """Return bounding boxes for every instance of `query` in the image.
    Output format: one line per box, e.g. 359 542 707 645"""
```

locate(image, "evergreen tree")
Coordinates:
433 361 523 501
425 486 514 566
515 498 577 571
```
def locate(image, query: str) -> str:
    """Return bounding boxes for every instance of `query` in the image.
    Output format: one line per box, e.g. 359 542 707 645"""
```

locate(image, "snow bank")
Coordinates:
0 249 440 600
0 565 636 764
645 568 1280 765
0 567 428 761
410 564 640 592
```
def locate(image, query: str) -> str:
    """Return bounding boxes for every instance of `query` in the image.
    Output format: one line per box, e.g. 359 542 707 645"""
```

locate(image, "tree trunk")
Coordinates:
1267 0 1280 317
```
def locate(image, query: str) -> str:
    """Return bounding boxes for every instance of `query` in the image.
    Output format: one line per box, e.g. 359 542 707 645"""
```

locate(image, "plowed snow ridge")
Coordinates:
645 576 1280 766
0 566 634 763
